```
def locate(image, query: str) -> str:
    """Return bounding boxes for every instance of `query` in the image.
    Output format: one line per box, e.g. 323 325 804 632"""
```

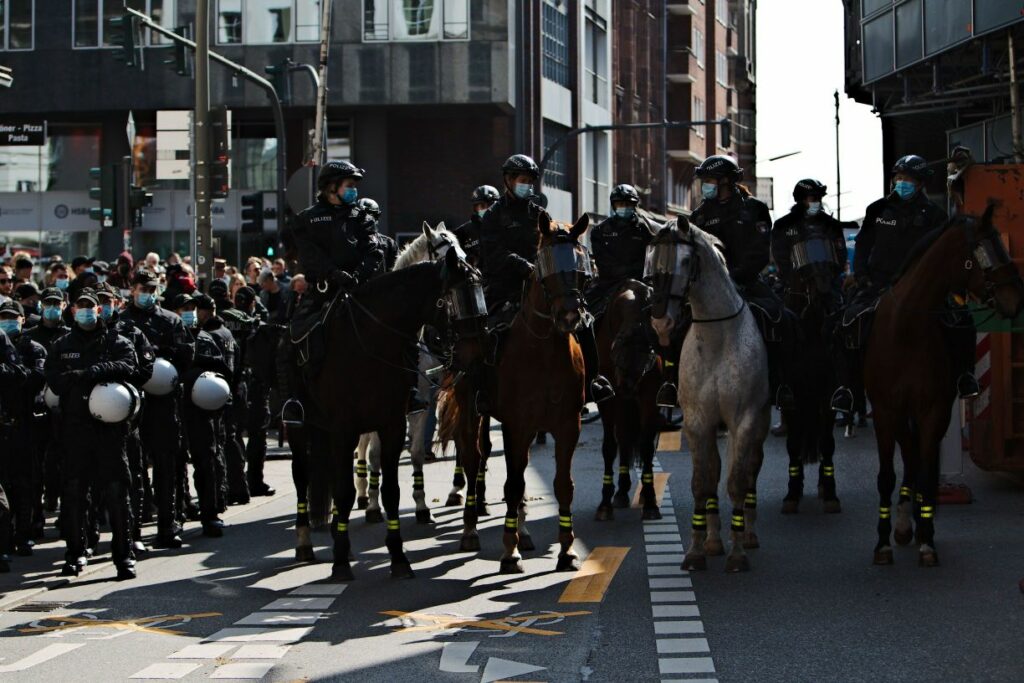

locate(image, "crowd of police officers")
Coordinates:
0 147 965 581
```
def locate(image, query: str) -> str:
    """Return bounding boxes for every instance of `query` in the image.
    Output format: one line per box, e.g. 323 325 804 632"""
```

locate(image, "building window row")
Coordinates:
541 1 570 87
74 0 174 48
363 0 470 42
693 96 705 137
542 120 570 191
692 26 704 68
715 0 729 25
217 0 320 45
0 0 32 51
715 50 730 86
584 8 608 107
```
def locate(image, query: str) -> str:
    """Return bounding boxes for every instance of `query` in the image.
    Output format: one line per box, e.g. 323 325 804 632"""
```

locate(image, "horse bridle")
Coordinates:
963 218 1023 304
656 237 745 324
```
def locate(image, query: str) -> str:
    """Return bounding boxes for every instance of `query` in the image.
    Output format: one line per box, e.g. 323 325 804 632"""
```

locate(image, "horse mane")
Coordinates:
393 223 458 271
355 260 439 302
891 214 970 284
667 218 727 267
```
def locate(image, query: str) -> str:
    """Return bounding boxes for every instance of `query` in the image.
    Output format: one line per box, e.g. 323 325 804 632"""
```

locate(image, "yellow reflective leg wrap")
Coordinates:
618 466 629 475
706 497 719 513
730 512 745 531
744 492 757 508
454 466 464 475
603 474 613 485
691 512 707 530
899 486 911 499
641 473 654 484
297 502 308 513
387 519 400 531
558 514 573 530
788 466 801 477
919 505 934 519
915 492 923 503
504 516 518 530
879 506 891 519
822 465 835 477
477 471 486 482
356 462 368 477
331 505 338 516
336 522 348 533
413 474 424 489
465 494 476 508
369 473 380 488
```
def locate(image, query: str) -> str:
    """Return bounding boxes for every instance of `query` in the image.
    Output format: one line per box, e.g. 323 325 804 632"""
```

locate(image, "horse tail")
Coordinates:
436 382 460 451
306 426 334 527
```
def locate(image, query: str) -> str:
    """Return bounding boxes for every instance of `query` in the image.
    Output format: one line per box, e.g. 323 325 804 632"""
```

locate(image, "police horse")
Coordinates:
864 207 1023 566
649 219 770 572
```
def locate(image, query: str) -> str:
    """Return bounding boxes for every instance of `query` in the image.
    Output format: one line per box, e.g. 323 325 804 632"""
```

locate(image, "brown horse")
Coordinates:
594 282 663 521
442 213 589 573
865 207 1024 566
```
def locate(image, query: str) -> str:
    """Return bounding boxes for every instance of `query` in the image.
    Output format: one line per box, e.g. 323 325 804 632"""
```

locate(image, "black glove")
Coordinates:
331 270 359 290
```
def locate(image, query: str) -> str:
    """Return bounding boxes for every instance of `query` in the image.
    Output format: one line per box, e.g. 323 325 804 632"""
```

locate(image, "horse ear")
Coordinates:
421 221 435 239
539 212 552 236
570 214 590 240
436 221 447 233
676 215 691 237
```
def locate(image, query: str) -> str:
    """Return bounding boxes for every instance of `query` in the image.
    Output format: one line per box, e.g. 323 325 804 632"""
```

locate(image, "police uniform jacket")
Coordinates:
854 192 948 288
0 331 46 425
591 213 661 286
479 194 549 304
109 316 157 389
120 303 195 374
292 196 386 289
690 191 773 288
44 324 138 420
771 207 848 280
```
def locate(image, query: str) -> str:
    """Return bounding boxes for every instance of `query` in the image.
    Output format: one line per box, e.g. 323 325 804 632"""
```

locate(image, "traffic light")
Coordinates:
720 119 732 148
109 14 140 67
241 192 265 234
164 25 191 77
209 106 230 199
89 165 116 228
129 184 153 228
264 61 292 106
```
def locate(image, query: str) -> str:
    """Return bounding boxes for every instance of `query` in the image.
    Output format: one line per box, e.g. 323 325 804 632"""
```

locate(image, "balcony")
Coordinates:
727 25 739 57
667 127 702 163
667 2 697 16
667 48 696 84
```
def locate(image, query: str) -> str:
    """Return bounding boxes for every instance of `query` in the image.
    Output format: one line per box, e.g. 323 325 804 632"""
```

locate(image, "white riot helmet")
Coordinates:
143 358 178 396
44 385 60 410
191 372 230 411
89 382 141 423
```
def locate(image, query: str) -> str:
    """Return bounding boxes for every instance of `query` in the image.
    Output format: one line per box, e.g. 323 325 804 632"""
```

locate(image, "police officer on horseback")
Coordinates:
771 179 847 294
477 154 614 410
454 185 500 266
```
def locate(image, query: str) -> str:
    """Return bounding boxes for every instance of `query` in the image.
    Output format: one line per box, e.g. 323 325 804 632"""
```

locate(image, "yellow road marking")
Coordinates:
380 610 590 637
19 612 222 637
557 547 630 603
657 431 682 451
631 472 670 508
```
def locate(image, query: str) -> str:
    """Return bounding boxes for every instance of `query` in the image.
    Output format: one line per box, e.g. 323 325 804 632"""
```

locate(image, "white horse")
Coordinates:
649 218 770 572
355 222 459 524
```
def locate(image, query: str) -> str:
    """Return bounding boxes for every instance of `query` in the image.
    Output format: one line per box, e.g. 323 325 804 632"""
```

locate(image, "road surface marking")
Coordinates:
210 661 276 679
260 597 334 611
654 621 705 635
646 543 686 553
649 577 692 589
657 431 682 451
646 553 685 564
653 605 701 618
231 644 291 659
235 612 322 626
439 641 480 673
481 656 546 683
203 626 312 643
632 472 671 507
381 610 590 636
644 533 683 542
19 612 221 637
657 638 711 654
651 591 696 603
167 643 235 659
557 546 630 603
288 584 347 596
128 662 202 679
647 565 685 576
0 643 85 673
659 657 717 674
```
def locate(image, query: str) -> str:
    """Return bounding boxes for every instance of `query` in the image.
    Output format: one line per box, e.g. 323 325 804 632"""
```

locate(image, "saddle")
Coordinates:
288 292 344 369
839 295 880 350
746 296 784 343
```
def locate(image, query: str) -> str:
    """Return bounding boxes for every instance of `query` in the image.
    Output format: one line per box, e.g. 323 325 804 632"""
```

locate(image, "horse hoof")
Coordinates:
415 509 434 525
460 535 481 552
823 499 842 514
365 509 384 524
517 534 535 552
445 493 463 507
295 546 317 563
594 506 614 522
612 492 631 509
681 555 707 571
390 561 415 579
873 548 894 565
725 555 750 573
357 496 369 510
894 527 914 546
642 507 663 521
500 557 525 574
742 533 760 550
703 539 724 556
475 503 490 517
918 549 940 567
781 499 800 514
330 564 355 582
556 553 580 572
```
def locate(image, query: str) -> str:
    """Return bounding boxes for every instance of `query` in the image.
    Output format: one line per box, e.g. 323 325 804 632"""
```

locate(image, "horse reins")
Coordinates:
691 299 747 324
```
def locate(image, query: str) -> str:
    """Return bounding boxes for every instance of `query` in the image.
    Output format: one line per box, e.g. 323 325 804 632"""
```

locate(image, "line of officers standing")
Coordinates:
0 272 278 579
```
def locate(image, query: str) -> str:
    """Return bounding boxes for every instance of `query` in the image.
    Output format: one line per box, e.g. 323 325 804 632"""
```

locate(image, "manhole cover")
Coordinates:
6 601 72 613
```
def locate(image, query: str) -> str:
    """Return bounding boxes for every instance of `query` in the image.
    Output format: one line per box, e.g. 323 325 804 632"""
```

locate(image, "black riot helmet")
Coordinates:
695 155 743 181
501 154 540 179
891 154 933 180
317 160 364 192
357 197 381 218
471 185 500 204
793 178 828 203
609 184 641 207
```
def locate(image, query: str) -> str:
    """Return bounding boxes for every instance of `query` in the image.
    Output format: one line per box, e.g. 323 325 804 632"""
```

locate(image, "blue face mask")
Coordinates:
477 209 488 218
74 308 97 327
894 180 917 200
0 319 20 335
96 275 107 284
806 202 822 216
43 305 62 322
55 278 69 291
135 292 156 309
513 183 533 200
614 207 635 219
180 310 197 328
340 187 358 204
701 183 719 200
84 267 94 274
100 303 115 320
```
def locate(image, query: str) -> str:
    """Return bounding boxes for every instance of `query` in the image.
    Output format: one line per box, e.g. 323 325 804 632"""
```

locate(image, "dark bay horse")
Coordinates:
594 282 662 521
307 247 479 581
442 214 589 574
865 207 1023 566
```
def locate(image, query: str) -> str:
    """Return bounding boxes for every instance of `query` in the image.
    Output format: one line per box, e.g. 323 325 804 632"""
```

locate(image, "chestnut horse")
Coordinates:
442 213 589 574
865 207 1023 566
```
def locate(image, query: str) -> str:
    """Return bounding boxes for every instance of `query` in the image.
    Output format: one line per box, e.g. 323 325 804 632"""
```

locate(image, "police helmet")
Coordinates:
610 184 641 206
89 382 140 424
891 155 933 180
143 358 179 396
471 185 500 204
695 155 743 181
357 197 381 218
793 179 828 202
191 372 231 411
501 154 540 178
317 160 364 192
44 385 60 410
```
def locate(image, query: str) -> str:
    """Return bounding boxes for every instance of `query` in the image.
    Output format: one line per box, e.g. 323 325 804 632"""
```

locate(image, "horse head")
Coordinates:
647 217 701 347
423 221 465 262
533 212 592 334
438 246 487 369
608 285 658 396
966 204 1024 319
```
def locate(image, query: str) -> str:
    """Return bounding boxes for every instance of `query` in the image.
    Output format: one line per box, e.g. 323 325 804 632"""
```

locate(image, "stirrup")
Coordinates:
957 373 980 400
590 376 615 404
281 399 305 426
775 385 796 411
656 382 678 409
830 387 854 415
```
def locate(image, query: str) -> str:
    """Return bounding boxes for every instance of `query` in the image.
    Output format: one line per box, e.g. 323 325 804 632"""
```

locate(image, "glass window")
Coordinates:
975 0 1023 34
862 0 891 17
442 0 467 39
216 0 318 44
74 0 99 47
693 97 705 137
362 0 469 42
542 2 569 87
247 0 292 43
923 0 971 56
74 0 174 48
542 120 570 191
584 13 608 107
585 132 609 215
692 27 704 68
1 0 33 50
218 0 242 43
895 0 921 68
295 0 320 42
716 50 729 86
715 0 728 25
862 12 894 82
986 115 1014 163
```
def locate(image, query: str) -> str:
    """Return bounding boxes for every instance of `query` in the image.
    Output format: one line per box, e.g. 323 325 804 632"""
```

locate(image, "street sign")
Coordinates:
0 121 46 146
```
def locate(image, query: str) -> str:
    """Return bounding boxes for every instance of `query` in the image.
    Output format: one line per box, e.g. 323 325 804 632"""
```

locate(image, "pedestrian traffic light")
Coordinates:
164 26 191 77
109 14 140 68
241 192 265 234
89 165 116 228
264 61 292 106
209 106 230 200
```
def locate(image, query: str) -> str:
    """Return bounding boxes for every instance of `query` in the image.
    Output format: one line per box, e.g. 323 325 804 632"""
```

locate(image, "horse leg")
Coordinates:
872 416 900 565
329 430 360 581
614 402 638 508
682 421 720 570
595 404 617 521
458 416 483 552
289 426 316 562
517 498 534 551
407 412 432 524
378 424 414 579
364 433 384 524
638 407 661 521
499 426 531 574
355 434 369 510
818 406 841 513
781 410 803 514
724 421 764 572
447 450 466 507
915 414 944 567
894 479 914 546
552 422 581 572
475 426 490 516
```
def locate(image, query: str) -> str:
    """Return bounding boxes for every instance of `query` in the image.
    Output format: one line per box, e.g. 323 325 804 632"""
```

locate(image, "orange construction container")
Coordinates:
963 164 1024 473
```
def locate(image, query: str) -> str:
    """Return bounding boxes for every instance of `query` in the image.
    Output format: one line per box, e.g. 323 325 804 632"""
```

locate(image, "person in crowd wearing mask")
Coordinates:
0 329 27 572
70 256 94 278
476 154 614 411
99 284 156 553
173 294 231 537
233 286 274 496
0 301 47 559
454 185 500 266
0 265 13 304
14 283 41 328
47 262 71 293
120 271 195 549
107 252 135 292
66 269 99 308
44 289 138 579
258 270 290 324
92 261 110 286
271 258 291 286
13 258 35 287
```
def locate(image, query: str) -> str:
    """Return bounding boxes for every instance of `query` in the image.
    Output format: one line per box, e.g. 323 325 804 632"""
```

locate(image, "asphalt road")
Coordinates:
0 414 1022 683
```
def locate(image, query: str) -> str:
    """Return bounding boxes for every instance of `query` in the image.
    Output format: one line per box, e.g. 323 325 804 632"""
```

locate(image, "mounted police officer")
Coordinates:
771 179 848 294
454 185 500 266
44 289 138 579
677 154 795 409
478 154 614 409
120 271 195 549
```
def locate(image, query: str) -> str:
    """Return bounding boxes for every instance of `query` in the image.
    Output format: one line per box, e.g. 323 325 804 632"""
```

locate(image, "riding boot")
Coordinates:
655 346 678 408
574 323 614 403
277 338 305 426
944 319 979 399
